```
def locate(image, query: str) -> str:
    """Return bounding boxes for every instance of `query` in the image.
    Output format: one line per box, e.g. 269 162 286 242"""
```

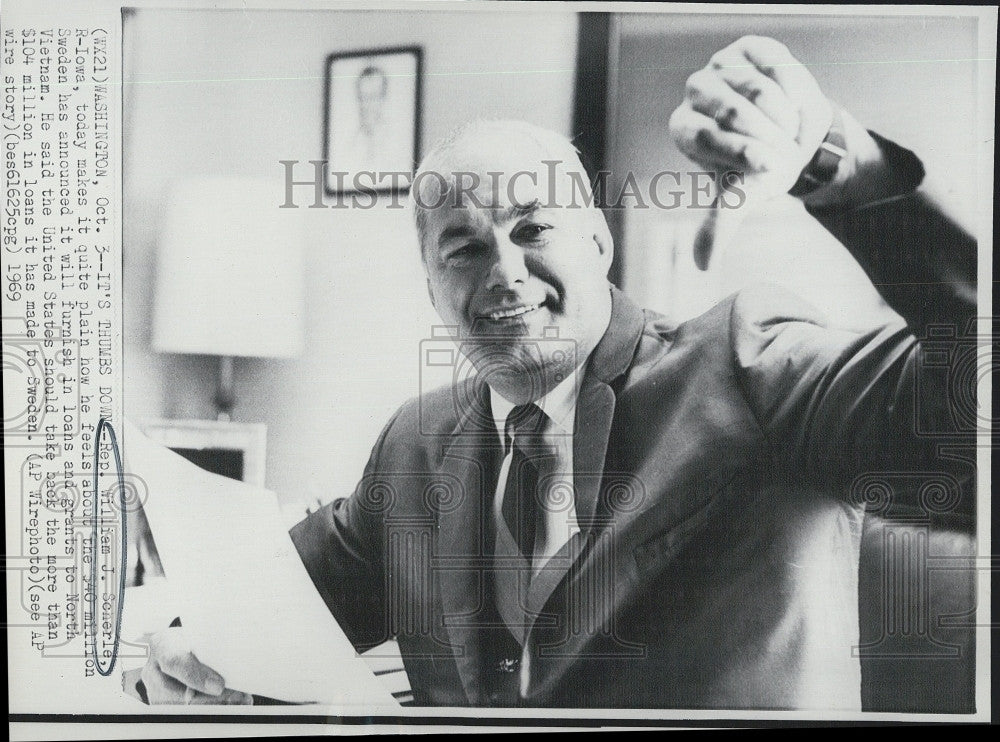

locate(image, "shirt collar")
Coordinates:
489 365 581 443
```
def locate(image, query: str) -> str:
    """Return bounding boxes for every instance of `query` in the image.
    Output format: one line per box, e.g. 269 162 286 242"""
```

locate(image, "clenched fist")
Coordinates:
670 35 834 201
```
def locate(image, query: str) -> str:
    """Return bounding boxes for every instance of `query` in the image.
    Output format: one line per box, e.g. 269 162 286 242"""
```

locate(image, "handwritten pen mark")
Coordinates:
89 417 126 677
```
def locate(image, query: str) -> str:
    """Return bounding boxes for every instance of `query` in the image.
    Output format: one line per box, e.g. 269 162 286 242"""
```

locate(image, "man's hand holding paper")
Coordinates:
119 421 398 708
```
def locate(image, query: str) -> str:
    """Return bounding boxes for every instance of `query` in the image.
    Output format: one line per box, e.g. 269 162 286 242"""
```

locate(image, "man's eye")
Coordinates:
447 244 478 262
517 224 551 241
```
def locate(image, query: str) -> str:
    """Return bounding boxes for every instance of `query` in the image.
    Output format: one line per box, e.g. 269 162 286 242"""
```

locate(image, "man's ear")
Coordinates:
425 276 436 309
592 209 615 273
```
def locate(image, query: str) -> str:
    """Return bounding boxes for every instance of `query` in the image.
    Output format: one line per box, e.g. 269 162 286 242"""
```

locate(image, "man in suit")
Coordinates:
131 36 976 709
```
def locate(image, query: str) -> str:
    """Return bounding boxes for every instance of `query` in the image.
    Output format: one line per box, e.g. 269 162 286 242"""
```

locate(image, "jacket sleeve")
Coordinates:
287 409 402 652
806 133 977 330
732 137 978 519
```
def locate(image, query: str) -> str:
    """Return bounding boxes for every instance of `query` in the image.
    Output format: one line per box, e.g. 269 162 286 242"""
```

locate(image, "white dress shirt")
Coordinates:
488 368 583 698
488 368 582 567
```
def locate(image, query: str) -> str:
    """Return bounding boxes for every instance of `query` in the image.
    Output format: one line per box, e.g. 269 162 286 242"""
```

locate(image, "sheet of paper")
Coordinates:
121 420 398 708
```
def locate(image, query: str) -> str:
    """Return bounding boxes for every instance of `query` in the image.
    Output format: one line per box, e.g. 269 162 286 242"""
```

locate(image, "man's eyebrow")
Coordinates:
436 200 543 245
493 199 542 224
437 224 478 245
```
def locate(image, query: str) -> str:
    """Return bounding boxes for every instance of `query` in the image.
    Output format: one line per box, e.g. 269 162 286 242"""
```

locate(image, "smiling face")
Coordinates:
417 122 614 404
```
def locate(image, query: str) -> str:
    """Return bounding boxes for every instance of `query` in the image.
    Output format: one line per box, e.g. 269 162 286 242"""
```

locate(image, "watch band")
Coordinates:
788 107 847 197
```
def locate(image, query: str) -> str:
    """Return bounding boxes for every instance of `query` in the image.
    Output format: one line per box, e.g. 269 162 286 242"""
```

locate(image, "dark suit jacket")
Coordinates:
291 144 976 709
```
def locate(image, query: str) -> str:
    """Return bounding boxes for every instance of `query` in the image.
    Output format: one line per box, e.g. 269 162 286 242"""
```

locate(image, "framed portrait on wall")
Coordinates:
323 45 422 196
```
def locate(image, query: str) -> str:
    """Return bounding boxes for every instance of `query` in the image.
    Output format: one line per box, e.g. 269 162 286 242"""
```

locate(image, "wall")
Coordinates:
123 7 579 518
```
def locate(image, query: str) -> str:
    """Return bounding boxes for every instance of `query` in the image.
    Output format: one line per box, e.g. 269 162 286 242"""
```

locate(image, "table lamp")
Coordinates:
152 177 305 420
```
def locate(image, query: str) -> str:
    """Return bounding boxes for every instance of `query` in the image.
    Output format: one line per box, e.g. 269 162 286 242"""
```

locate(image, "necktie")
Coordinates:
501 403 549 559
492 402 553 649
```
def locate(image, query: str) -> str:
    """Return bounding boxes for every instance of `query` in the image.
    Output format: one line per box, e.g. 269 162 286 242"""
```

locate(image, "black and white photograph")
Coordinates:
2 1 995 735
324 46 421 194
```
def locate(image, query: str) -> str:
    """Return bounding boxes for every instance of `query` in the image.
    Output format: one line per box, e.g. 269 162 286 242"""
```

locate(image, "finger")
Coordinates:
140 661 253 705
181 686 255 706
122 668 148 704
670 106 776 173
708 51 799 135
672 109 755 173
692 207 718 272
738 36 804 97
148 628 226 696
738 37 831 146
140 659 192 704
686 68 791 150
693 200 750 273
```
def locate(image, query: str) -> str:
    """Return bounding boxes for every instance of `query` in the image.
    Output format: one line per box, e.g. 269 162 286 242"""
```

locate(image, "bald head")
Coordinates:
410 120 601 256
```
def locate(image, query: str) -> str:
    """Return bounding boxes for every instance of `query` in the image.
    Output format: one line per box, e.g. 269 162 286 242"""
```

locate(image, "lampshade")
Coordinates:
152 177 305 358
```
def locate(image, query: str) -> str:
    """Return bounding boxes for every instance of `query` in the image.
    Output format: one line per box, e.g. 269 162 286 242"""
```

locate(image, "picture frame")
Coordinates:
323 45 423 196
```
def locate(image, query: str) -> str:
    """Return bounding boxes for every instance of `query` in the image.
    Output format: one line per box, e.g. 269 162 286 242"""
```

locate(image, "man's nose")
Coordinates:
486 240 529 290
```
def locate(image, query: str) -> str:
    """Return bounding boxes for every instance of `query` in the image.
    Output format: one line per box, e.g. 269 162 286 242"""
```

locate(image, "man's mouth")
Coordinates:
481 303 542 321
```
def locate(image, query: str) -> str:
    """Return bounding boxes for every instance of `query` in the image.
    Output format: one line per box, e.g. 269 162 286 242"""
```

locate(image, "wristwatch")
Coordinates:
788 107 847 197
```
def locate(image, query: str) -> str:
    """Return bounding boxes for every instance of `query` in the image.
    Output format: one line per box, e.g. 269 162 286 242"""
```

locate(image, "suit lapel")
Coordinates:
435 379 501 705
524 286 647 635
570 375 617 526
565 285 646 530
